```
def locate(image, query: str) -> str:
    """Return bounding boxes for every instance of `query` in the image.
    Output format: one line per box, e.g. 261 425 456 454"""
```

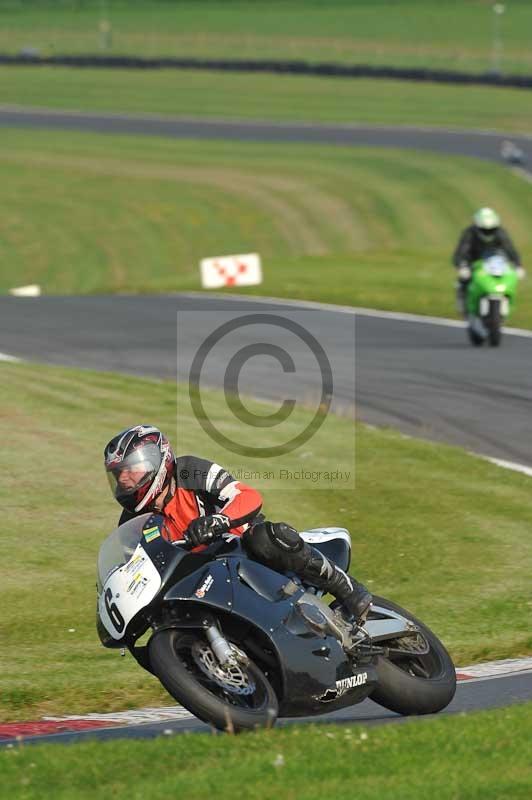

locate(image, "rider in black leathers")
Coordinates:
452 208 523 313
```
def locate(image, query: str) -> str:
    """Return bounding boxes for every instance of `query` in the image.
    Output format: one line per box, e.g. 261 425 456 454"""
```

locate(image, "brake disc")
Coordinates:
191 641 255 695
392 630 430 655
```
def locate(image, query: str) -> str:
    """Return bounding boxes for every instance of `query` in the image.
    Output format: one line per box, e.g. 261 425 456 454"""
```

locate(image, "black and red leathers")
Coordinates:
119 455 262 543
117 454 371 621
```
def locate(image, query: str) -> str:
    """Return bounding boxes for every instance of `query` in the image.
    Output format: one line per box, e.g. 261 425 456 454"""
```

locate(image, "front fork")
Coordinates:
478 294 508 318
132 613 245 674
204 623 249 668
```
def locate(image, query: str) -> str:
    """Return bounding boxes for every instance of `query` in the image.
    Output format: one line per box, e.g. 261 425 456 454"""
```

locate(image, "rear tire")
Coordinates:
369 596 456 716
149 629 278 732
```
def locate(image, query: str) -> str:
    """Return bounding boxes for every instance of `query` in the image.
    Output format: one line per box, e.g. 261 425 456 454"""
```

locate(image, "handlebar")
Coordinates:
174 531 194 550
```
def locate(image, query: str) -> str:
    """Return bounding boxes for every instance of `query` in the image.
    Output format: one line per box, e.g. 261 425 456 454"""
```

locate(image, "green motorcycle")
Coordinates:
466 254 520 347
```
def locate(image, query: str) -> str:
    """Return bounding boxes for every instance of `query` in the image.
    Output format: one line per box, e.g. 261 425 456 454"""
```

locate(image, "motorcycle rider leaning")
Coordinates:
104 425 372 624
452 207 524 314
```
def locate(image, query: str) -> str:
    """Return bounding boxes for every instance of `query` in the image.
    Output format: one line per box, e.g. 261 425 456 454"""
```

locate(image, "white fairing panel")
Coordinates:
300 527 351 546
98 543 162 640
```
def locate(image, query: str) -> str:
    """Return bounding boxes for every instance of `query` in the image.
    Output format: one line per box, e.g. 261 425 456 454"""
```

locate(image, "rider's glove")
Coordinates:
185 514 231 547
458 265 471 281
516 266 526 280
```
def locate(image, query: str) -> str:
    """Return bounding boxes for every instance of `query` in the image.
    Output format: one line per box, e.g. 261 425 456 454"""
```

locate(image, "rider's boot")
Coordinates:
455 282 466 316
243 521 372 624
299 545 372 624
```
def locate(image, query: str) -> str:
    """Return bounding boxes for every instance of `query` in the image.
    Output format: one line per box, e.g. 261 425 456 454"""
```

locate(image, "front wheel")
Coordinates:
149 630 278 732
369 596 456 716
487 300 502 346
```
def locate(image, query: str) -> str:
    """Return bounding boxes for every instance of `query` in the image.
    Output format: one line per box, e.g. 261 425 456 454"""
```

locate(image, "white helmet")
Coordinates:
473 208 500 242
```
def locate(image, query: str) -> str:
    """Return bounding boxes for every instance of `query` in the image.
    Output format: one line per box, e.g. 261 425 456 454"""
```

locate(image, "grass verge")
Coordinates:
1 704 531 800
1 127 532 324
0 360 531 721
1 0 532 74
2 67 532 134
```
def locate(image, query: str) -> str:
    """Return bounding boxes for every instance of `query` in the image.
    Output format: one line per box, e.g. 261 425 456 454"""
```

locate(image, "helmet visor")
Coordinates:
477 226 498 242
106 443 162 500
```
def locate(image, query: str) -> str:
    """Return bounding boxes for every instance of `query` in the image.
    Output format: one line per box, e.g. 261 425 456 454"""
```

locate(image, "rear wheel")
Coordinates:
369 596 456 716
149 630 278 732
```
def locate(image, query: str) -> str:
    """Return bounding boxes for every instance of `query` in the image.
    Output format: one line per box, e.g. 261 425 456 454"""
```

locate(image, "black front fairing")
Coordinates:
162 540 377 717
97 516 377 717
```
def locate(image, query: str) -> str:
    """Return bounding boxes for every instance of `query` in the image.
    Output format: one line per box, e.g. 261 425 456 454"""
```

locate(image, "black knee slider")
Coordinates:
267 521 303 553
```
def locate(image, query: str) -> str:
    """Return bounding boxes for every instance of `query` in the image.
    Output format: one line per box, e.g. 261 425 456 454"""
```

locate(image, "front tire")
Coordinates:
369 596 456 716
487 300 502 346
149 630 278 732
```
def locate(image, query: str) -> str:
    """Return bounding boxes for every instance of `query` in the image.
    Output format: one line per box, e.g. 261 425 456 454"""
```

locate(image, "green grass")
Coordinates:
1 0 532 75
1 360 531 721
3 66 532 134
1 704 531 799
1 126 532 325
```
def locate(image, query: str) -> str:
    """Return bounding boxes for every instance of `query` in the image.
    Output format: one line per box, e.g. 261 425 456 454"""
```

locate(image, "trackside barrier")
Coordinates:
1 54 532 90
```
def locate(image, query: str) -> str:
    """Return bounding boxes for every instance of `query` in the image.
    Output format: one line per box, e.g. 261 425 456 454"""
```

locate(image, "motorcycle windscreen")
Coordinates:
483 255 510 277
97 514 161 640
97 513 152 591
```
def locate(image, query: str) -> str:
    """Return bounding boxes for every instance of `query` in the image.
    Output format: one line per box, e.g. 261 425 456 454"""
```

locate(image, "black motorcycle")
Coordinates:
97 514 456 731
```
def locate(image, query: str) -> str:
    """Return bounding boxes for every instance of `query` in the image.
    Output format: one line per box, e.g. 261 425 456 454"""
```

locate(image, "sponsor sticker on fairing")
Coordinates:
195 574 214 598
143 526 160 543
316 671 368 703
335 672 368 696
124 554 146 575
126 572 150 598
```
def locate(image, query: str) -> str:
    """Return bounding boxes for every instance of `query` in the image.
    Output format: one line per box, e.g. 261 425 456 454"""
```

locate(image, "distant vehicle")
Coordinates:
500 140 526 166
97 513 456 731
465 253 521 347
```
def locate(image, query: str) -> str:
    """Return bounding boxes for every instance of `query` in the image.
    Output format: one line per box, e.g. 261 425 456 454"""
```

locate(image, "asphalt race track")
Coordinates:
1 111 531 742
1 294 532 466
1 106 531 164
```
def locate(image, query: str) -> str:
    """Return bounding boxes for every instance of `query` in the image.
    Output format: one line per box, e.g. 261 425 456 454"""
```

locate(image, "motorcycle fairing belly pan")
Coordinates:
270 626 378 717
226 559 377 714
264 626 377 717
